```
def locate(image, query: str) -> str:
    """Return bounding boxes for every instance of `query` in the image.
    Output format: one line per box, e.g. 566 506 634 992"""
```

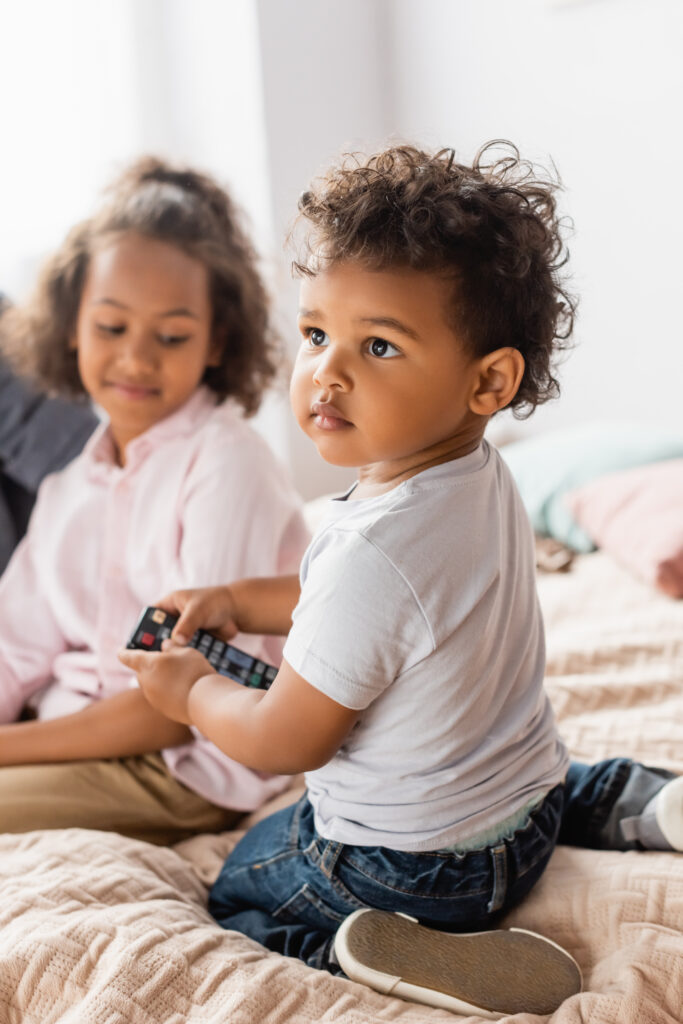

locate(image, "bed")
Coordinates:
0 548 681 1023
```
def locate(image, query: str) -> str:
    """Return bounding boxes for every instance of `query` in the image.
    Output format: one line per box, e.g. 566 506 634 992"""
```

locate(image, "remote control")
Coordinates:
126 606 278 690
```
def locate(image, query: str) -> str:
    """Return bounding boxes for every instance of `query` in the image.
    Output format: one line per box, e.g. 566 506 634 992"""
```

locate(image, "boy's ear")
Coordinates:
468 347 525 416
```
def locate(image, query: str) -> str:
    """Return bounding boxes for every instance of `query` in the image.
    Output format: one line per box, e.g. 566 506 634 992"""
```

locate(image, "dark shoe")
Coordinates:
333 909 582 1020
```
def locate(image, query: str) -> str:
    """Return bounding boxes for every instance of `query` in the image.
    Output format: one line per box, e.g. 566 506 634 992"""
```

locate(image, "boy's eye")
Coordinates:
308 328 329 348
369 338 400 359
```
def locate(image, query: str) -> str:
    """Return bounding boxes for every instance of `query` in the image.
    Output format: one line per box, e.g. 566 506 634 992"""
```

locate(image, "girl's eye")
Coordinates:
369 337 400 359
97 323 125 336
308 328 329 348
158 334 191 346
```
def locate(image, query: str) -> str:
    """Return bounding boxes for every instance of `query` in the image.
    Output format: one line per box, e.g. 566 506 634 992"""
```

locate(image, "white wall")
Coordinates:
128 0 273 246
1 0 273 287
0 1 142 296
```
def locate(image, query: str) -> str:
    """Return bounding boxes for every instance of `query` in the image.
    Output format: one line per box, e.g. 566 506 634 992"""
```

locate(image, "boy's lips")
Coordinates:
311 401 353 431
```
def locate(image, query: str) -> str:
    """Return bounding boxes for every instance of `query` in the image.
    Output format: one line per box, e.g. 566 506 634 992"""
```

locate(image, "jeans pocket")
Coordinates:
273 883 350 929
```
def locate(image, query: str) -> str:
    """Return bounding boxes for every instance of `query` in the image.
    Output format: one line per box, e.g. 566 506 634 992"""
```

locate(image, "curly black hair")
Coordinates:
1 157 279 414
293 142 576 416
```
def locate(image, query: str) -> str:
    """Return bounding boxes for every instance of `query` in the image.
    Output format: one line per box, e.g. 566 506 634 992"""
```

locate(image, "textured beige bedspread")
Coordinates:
0 552 681 1023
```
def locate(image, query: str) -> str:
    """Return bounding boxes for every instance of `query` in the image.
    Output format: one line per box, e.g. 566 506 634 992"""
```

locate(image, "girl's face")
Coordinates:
290 262 486 490
72 232 219 463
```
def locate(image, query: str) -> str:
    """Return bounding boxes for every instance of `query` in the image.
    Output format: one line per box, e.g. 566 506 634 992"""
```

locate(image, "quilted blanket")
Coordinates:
0 552 681 1023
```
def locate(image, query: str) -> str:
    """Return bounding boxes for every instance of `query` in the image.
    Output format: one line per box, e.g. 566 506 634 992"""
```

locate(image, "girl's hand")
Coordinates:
155 586 240 646
118 644 213 724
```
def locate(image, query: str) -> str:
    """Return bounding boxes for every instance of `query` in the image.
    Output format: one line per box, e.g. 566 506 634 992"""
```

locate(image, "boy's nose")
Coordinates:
312 346 351 390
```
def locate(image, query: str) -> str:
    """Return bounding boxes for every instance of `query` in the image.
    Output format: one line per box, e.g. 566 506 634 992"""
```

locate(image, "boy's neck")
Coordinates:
352 430 486 500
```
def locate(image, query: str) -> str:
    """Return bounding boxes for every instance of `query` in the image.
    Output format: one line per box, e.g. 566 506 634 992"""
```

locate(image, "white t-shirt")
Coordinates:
283 441 568 852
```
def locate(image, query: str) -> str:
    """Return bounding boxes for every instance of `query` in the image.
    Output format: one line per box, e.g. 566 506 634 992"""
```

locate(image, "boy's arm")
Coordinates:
118 645 358 776
158 575 301 644
188 659 358 774
0 689 192 766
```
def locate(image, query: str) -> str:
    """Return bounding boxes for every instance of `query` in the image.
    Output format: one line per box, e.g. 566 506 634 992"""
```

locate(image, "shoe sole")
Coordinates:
335 909 582 1020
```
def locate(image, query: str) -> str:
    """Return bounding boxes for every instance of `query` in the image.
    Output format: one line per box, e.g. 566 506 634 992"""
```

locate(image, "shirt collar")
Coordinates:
83 386 220 479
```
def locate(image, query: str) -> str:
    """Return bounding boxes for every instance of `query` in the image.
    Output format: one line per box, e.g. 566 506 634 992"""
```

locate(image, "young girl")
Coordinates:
0 157 309 844
120 144 682 1019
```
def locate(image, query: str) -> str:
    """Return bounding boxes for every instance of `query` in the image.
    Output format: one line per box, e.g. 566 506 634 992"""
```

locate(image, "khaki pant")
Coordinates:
0 752 240 845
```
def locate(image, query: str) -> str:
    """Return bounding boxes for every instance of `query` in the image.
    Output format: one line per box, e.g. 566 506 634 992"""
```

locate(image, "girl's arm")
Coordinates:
0 688 192 766
0 528 69 724
118 645 358 775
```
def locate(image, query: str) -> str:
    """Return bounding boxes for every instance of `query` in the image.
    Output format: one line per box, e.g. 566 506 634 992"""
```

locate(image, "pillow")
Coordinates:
500 422 683 552
565 459 683 598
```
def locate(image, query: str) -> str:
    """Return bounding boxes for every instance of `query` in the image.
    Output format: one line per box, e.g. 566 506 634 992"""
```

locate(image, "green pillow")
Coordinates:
500 422 683 552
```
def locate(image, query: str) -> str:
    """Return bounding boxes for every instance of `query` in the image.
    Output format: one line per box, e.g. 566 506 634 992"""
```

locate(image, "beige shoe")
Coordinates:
655 777 683 850
621 776 683 851
334 909 582 1020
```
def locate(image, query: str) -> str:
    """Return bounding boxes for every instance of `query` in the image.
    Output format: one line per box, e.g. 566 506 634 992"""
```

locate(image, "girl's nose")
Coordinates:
119 330 157 370
312 345 351 390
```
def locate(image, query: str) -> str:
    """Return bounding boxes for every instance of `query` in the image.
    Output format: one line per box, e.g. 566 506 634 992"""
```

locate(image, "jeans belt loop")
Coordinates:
319 840 344 878
288 793 308 846
486 841 508 914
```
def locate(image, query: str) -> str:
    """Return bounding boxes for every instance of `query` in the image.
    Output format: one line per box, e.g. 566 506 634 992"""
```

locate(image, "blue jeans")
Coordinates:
560 757 675 849
209 784 564 971
209 758 672 971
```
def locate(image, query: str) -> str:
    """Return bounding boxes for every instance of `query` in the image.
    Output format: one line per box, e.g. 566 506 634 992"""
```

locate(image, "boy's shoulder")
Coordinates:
300 443 534 648
326 442 504 537
311 442 518 571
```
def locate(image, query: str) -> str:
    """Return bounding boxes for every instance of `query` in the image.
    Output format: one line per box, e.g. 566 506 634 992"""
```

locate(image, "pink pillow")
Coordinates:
565 459 683 598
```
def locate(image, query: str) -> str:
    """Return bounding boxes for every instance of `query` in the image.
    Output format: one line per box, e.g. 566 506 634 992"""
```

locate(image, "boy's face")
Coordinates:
291 262 485 482
71 232 219 463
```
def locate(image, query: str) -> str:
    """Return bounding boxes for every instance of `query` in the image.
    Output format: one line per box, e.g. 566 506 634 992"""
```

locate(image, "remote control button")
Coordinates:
230 649 252 669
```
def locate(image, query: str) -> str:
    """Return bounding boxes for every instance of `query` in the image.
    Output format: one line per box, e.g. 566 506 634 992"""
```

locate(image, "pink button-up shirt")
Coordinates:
0 386 310 810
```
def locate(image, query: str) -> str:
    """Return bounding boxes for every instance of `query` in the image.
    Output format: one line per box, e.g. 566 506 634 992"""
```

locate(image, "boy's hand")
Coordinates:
155 586 240 646
118 644 212 725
